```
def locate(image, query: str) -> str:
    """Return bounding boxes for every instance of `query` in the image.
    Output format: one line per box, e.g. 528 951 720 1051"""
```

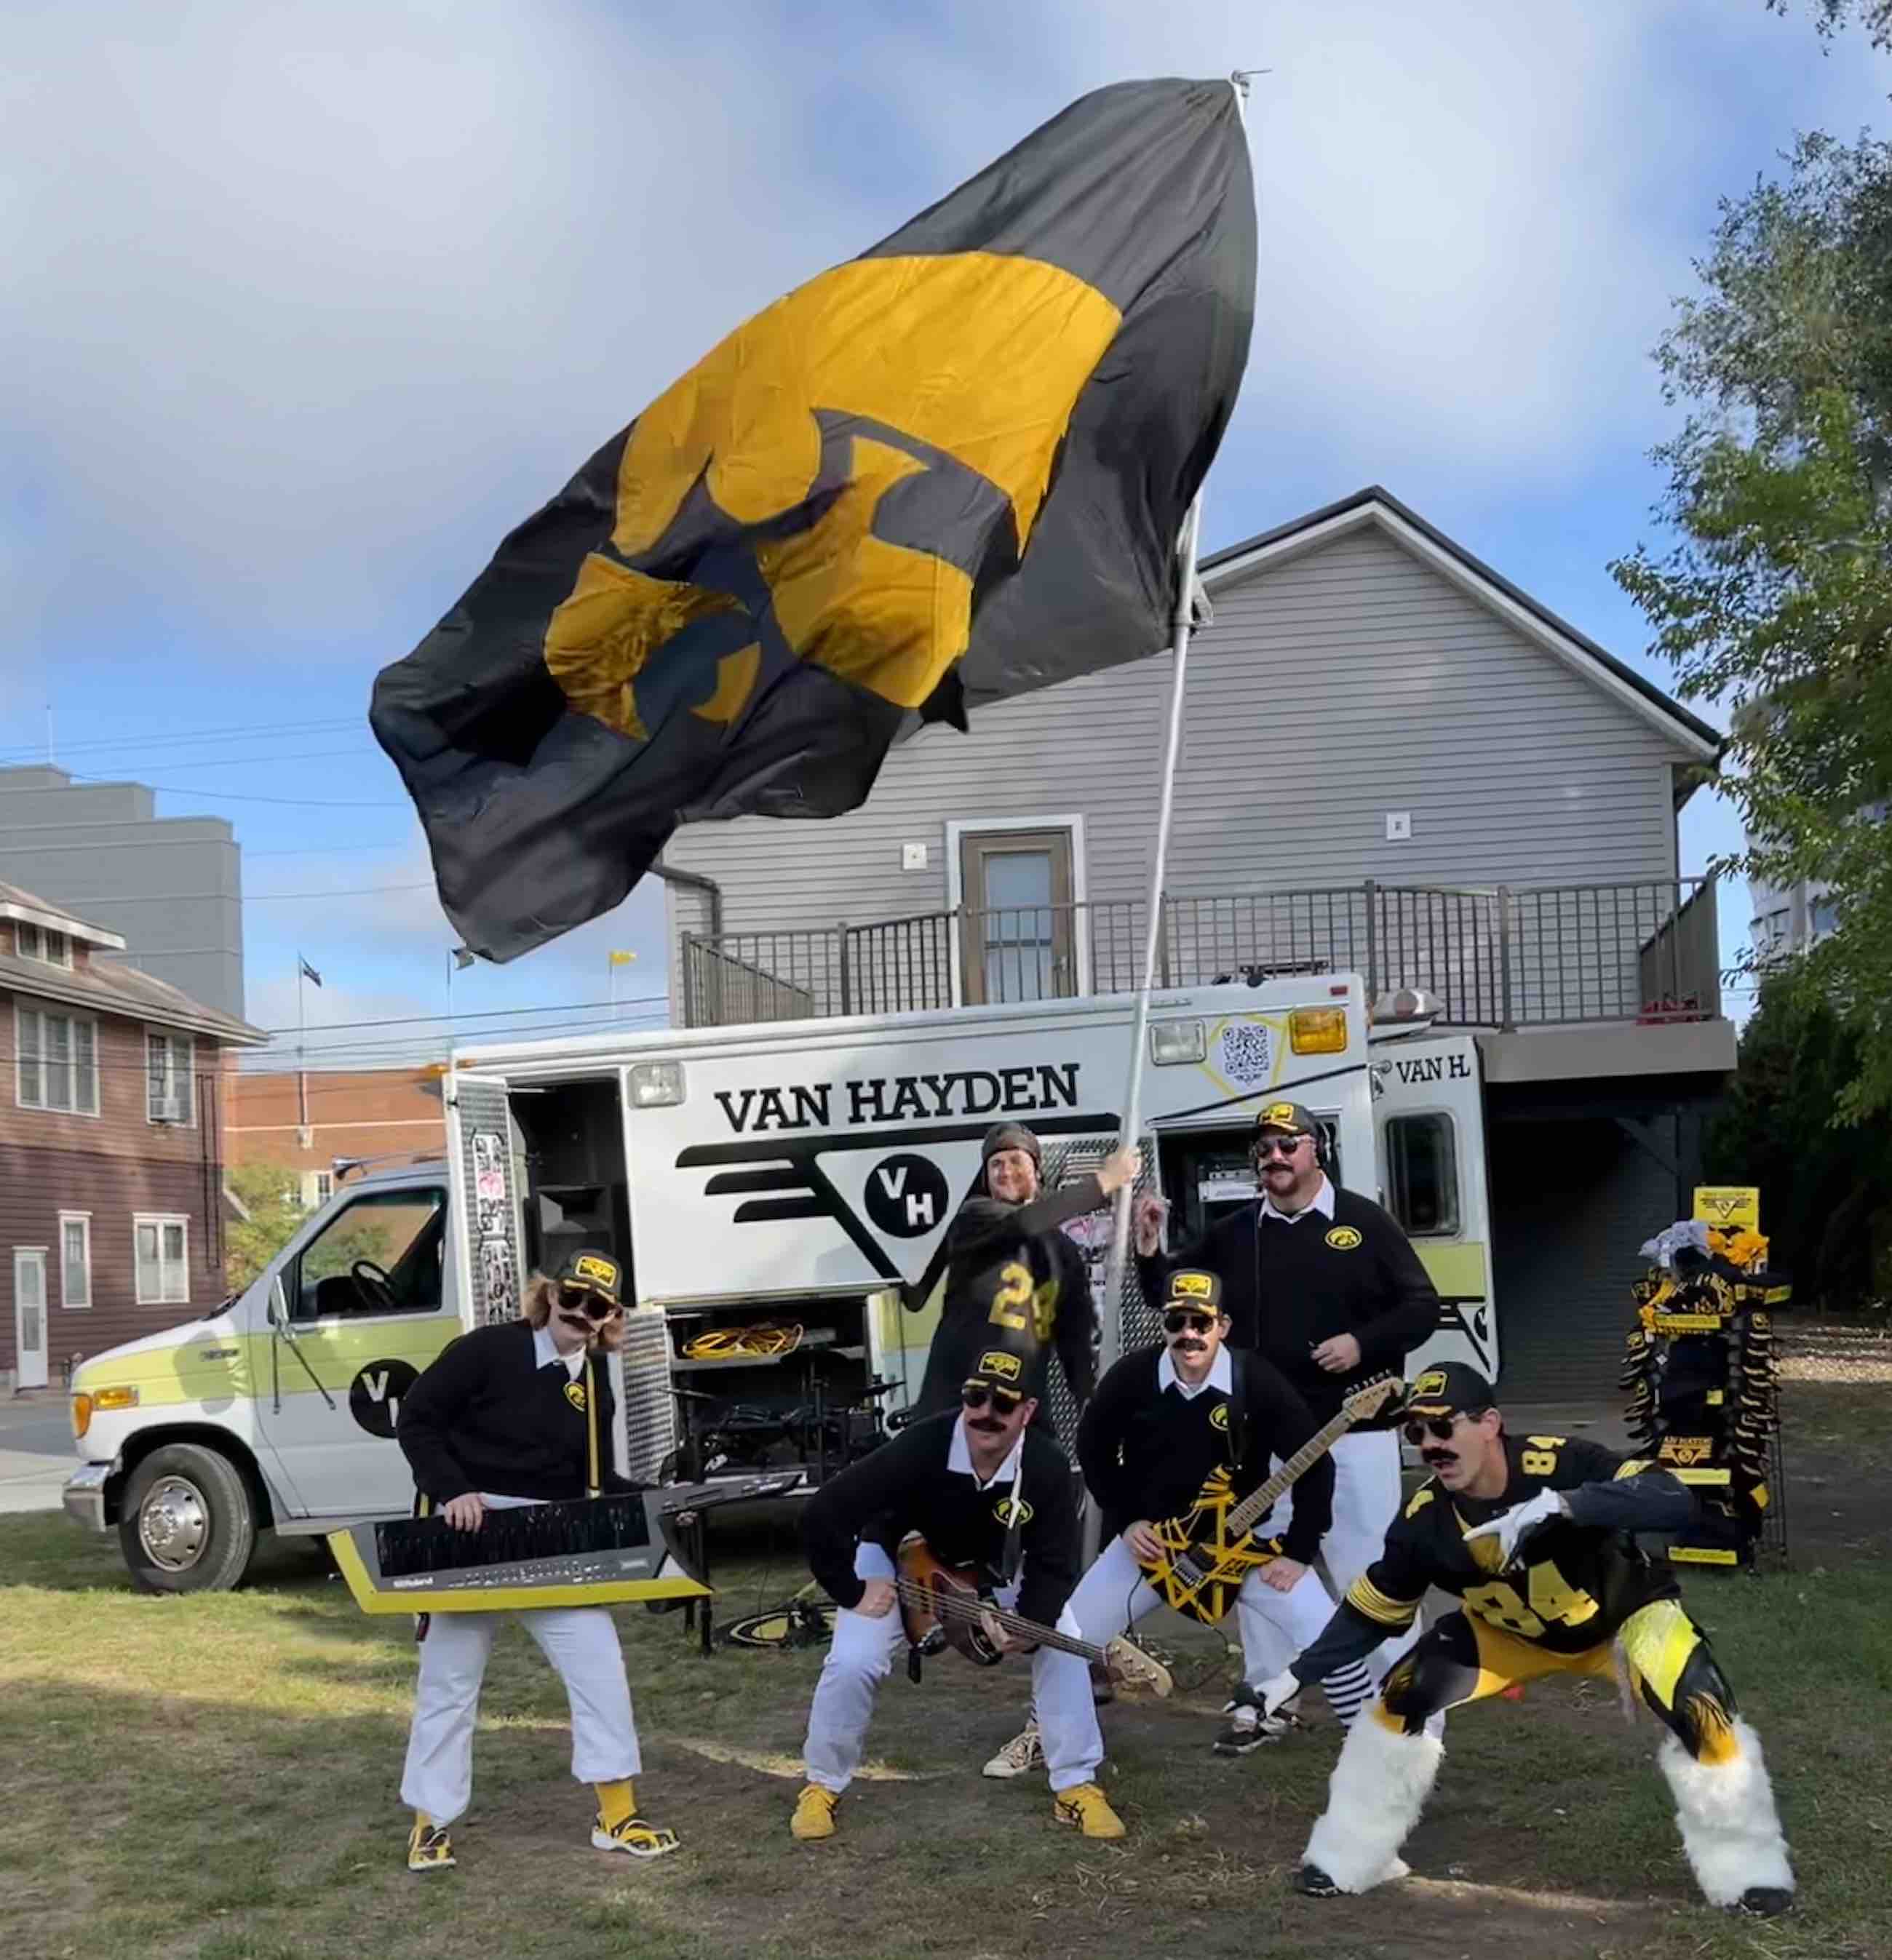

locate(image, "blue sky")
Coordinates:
4 0 1888 1066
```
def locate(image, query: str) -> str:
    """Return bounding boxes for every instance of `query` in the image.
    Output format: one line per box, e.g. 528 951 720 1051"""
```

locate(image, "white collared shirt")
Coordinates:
1158 1344 1233 1402
947 1412 1026 1491
1258 1173 1336 1227
533 1323 588 1380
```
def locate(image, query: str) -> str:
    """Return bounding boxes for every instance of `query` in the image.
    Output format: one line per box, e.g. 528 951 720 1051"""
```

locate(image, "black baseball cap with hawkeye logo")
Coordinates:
556 1249 624 1310
1164 1270 1225 1315
964 1345 1030 1403
1254 1100 1317 1137
1405 1361 1497 1420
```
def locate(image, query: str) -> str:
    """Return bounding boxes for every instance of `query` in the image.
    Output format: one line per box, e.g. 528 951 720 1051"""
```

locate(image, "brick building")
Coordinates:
1 881 264 1390
223 1066 446 1206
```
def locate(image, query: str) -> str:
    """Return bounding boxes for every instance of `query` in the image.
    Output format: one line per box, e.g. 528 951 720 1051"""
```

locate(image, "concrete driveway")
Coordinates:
0 1394 79 1515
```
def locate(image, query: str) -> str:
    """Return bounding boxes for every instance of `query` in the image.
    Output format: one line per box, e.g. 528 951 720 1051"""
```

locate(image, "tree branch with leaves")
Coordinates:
1613 132 1892 1118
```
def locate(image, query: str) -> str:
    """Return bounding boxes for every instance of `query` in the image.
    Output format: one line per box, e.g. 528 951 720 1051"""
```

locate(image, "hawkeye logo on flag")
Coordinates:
544 255 1122 746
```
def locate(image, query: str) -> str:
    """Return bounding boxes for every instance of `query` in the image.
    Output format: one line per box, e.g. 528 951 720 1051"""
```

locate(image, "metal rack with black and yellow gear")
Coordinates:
1620 1209 1790 1572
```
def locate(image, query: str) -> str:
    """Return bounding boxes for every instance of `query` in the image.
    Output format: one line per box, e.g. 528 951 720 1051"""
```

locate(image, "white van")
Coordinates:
65 974 1493 1590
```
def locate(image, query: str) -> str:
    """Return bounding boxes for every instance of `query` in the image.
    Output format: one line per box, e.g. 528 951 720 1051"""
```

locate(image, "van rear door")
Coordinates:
1375 1033 1498 1381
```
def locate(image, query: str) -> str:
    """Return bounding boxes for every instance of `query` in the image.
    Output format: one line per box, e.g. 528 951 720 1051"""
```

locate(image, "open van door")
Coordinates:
1374 1032 1498 1382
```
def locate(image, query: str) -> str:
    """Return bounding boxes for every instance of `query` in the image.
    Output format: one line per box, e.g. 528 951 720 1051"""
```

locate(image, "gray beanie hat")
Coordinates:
980 1120 1041 1167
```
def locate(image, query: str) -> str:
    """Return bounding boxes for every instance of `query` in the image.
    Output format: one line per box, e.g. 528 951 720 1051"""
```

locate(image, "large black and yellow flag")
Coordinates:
371 77 1255 962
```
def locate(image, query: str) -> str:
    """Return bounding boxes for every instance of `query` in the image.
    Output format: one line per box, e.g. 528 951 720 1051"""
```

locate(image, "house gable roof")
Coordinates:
1200 487 1722 765
0 877 264 1045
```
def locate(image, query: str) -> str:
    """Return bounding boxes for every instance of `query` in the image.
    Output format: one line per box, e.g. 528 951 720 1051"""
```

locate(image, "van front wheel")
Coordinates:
119 1443 258 1593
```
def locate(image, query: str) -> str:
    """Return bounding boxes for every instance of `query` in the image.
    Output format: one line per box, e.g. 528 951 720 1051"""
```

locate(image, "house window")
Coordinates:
16 1003 100 1115
1810 896 1840 939
146 1030 196 1126
59 1213 92 1309
315 1171 333 1206
1385 1112 1461 1237
134 1214 191 1305
14 923 72 968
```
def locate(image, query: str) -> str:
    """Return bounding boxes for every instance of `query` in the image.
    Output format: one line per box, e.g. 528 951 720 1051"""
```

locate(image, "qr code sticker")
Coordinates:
1216 1020 1274 1088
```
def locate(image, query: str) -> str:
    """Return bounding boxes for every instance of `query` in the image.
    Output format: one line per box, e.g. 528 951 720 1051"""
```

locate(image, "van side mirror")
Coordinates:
268 1276 294 1336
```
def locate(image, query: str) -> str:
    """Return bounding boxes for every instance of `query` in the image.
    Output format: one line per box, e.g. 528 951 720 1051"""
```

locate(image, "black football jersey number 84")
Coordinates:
1369 1435 1681 1653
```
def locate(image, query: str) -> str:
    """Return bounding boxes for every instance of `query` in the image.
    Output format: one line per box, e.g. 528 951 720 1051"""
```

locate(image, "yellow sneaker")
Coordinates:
407 1813 455 1873
592 1811 680 1857
790 1783 840 1841
1052 1782 1126 1839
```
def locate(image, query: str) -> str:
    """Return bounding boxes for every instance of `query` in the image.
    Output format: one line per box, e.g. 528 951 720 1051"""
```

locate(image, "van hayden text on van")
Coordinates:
712 1063 1084 1134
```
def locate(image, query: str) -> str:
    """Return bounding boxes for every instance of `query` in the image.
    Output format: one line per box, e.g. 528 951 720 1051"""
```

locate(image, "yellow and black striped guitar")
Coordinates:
1136 1374 1404 1623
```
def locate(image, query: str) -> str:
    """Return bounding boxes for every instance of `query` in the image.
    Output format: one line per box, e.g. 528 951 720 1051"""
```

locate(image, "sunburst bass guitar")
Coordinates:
895 1539 1172 1697
1136 1374 1404 1624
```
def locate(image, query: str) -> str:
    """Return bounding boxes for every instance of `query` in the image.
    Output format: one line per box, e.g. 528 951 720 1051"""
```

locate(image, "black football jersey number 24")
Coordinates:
1362 1435 1681 1654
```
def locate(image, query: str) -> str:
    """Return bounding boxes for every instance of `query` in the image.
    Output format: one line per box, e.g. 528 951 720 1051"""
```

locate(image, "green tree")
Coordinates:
1704 978 1892 1311
1612 130 1892 1117
1764 1 1892 49
224 1160 311 1292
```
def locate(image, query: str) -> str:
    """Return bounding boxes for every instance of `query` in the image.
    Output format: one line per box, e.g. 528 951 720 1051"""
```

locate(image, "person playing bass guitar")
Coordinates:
790 1339 1126 1844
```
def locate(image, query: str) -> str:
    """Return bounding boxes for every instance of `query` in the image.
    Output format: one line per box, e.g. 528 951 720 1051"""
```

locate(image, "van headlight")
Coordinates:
627 1061 685 1107
1150 1019 1206 1065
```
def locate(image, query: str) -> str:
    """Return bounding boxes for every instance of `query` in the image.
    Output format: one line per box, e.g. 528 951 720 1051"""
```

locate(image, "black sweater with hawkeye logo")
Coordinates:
397 1320 632 1505
801 1409 1081 1630
1139 1186 1439 1425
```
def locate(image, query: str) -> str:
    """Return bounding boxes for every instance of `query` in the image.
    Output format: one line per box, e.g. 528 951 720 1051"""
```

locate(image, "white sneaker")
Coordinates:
982 1720 1044 1779
1213 1694 1295 1756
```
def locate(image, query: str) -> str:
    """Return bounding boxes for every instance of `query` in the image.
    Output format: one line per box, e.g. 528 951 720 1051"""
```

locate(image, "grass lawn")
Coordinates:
5 1381 1889 1960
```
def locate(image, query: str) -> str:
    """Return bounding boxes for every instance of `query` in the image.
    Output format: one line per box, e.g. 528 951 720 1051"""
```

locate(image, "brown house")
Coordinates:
0 881 264 1390
223 1067 446 1205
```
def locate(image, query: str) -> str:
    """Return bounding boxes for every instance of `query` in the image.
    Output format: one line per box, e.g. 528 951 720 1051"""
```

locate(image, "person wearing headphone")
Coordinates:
1133 1099 1442 1739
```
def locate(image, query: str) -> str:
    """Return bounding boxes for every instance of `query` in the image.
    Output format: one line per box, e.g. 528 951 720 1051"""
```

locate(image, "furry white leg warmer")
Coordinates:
1302 1713 1443 1893
1658 1718 1794 1908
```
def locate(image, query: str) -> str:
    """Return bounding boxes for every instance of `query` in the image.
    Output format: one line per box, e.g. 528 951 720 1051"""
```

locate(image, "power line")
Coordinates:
0 717 362 763
253 993 667 1036
0 771 405 808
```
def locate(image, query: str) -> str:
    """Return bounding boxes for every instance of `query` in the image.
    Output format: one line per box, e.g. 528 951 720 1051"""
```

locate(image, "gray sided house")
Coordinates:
660 487 1732 1401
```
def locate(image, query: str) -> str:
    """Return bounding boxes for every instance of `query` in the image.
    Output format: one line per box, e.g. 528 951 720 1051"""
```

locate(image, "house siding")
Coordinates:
661 521 1693 1002
1 976 230 1382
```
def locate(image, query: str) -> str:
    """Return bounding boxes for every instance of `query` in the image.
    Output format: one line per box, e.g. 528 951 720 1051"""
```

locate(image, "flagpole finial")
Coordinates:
1231 68 1270 100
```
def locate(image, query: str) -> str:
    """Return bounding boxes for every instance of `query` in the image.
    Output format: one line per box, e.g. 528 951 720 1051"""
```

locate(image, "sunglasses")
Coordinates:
961 1384 1022 1414
1402 1414 1466 1445
1162 1310 1218 1336
559 1285 621 1323
1255 1134 1311 1159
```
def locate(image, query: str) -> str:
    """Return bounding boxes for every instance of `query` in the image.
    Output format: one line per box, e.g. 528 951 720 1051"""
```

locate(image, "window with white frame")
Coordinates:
15 1002 100 1115
13 923 73 968
134 1214 190 1305
146 1029 196 1125
59 1212 92 1308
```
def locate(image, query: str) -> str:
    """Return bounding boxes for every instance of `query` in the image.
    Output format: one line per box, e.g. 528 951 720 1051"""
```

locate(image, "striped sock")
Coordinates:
1320 1662 1375 1730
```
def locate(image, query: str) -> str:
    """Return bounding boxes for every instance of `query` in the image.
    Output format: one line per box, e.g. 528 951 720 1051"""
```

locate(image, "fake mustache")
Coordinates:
967 1415 1007 1433
1421 1449 1458 1469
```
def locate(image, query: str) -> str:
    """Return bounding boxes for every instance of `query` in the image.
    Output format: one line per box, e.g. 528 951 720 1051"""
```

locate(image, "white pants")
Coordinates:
1068 1534 1338 1697
803 1545 1103 1795
1247 1430 1427 1689
400 1606 641 1828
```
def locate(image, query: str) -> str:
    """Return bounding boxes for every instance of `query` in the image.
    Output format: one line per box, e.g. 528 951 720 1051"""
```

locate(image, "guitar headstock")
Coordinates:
1343 1373 1404 1423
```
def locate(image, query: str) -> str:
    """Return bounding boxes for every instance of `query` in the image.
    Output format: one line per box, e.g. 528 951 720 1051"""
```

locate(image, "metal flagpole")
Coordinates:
295 955 307 1131
1083 73 1252 1563
1097 495 1202 1377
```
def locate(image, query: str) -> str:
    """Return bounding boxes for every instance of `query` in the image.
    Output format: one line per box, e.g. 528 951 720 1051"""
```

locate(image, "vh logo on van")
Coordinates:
675 1112 1112 1293
862 1154 950 1238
